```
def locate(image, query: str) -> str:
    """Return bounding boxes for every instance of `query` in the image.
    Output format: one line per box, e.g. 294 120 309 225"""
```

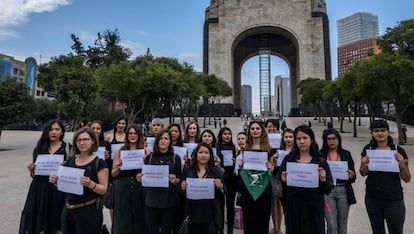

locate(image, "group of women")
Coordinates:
18 117 410 234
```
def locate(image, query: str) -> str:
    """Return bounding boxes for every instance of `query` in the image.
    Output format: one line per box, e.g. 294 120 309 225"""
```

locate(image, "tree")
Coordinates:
298 78 326 121
71 29 132 68
37 55 97 126
0 77 34 140
360 54 414 144
339 63 364 137
377 19 414 59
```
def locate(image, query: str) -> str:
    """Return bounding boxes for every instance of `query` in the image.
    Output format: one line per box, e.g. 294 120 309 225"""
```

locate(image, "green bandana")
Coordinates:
240 167 271 201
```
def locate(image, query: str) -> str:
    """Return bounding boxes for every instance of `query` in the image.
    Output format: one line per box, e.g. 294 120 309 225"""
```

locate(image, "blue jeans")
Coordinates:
325 186 350 234
365 196 405 234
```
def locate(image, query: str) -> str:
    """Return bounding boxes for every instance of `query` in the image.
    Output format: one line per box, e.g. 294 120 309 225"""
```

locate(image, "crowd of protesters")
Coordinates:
19 116 411 234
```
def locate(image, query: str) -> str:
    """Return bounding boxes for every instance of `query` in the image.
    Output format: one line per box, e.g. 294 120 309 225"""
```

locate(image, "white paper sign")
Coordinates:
212 147 217 157
95 147 106 160
366 150 399 172
120 149 145 170
34 154 64 176
111 143 124 159
242 151 268 171
173 146 187 164
221 150 234 167
57 166 85 195
234 154 243 174
327 161 349 180
276 150 289 167
286 162 319 188
186 178 215 200
184 143 198 159
268 133 282 149
146 137 155 152
142 164 169 188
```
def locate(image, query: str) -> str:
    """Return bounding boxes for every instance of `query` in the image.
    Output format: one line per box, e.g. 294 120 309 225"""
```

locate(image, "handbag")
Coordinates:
270 176 283 198
178 216 190 234
103 180 116 209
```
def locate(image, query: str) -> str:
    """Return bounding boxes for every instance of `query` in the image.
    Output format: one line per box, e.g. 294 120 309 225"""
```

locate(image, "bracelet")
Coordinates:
91 182 97 190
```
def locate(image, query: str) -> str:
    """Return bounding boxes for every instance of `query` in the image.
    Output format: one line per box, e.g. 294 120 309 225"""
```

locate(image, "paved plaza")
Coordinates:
0 117 413 233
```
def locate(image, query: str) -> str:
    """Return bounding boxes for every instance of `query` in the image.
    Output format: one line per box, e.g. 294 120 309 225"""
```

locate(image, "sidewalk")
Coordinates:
0 117 412 233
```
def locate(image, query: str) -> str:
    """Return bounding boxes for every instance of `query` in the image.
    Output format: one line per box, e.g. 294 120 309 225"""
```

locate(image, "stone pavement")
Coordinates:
0 117 413 233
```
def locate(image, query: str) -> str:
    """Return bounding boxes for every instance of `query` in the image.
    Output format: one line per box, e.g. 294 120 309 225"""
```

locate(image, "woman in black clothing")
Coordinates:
169 123 185 234
216 127 237 234
181 143 225 234
20 120 68 234
320 128 356 234
112 124 149 234
238 121 274 234
360 120 411 234
169 123 184 147
279 125 333 234
137 130 182 234
49 127 109 234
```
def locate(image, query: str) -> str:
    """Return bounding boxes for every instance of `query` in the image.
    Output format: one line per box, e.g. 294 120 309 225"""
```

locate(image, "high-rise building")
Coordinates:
274 76 291 117
0 54 50 99
337 12 379 47
240 84 252 114
337 12 380 76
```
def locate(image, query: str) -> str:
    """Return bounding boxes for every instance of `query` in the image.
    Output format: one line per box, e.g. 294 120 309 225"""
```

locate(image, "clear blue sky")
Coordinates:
1 0 413 112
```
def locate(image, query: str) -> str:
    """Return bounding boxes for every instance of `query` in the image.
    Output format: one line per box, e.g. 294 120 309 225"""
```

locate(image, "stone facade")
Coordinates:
204 0 331 114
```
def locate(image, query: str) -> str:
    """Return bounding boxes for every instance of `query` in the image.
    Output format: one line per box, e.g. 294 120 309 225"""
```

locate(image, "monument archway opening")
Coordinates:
234 26 298 116
241 55 290 116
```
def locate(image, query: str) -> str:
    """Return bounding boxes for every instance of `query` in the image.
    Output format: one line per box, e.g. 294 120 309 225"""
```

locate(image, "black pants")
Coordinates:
242 188 272 234
146 206 175 234
62 205 102 234
190 221 217 234
365 196 405 234
224 175 237 230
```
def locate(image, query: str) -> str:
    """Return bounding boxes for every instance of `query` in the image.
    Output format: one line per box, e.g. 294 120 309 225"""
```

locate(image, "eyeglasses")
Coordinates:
327 137 337 141
372 128 388 133
76 138 91 143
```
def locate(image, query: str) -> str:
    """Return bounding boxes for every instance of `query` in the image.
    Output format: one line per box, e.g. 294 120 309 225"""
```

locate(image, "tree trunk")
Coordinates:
353 107 358 137
395 111 404 145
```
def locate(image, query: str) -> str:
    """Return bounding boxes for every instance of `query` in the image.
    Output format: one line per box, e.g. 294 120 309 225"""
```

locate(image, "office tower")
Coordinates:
240 84 252 114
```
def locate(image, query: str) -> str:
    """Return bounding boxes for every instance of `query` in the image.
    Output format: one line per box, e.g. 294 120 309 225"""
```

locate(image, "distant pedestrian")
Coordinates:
219 117 222 128
223 118 227 127
402 125 407 143
214 118 218 129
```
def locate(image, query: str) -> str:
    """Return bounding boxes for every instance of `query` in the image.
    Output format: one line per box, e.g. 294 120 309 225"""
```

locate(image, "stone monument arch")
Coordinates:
203 0 331 116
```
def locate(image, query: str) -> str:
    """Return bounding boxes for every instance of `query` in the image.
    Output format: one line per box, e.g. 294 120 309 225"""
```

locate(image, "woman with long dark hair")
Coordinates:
238 121 274 234
112 124 149 234
20 120 68 234
137 130 182 234
279 125 333 234
360 120 411 234
321 128 356 234
216 127 237 234
181 143 225 234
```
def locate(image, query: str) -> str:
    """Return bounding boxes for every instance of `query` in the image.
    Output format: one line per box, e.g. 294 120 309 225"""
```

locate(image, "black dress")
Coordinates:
19 142 68 234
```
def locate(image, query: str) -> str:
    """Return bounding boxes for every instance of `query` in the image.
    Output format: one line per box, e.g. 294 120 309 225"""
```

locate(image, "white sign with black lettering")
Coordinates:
268 133 282 149
242 151 268 171
186 178 215 200
366 150 399 172
286 162 319 188
57 166 85 195
120 149 145 170
142 165 169 188
35 154 64 176
327 161 348 180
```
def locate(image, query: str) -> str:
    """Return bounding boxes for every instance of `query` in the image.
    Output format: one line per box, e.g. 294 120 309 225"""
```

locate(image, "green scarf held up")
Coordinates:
239 167 271 201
